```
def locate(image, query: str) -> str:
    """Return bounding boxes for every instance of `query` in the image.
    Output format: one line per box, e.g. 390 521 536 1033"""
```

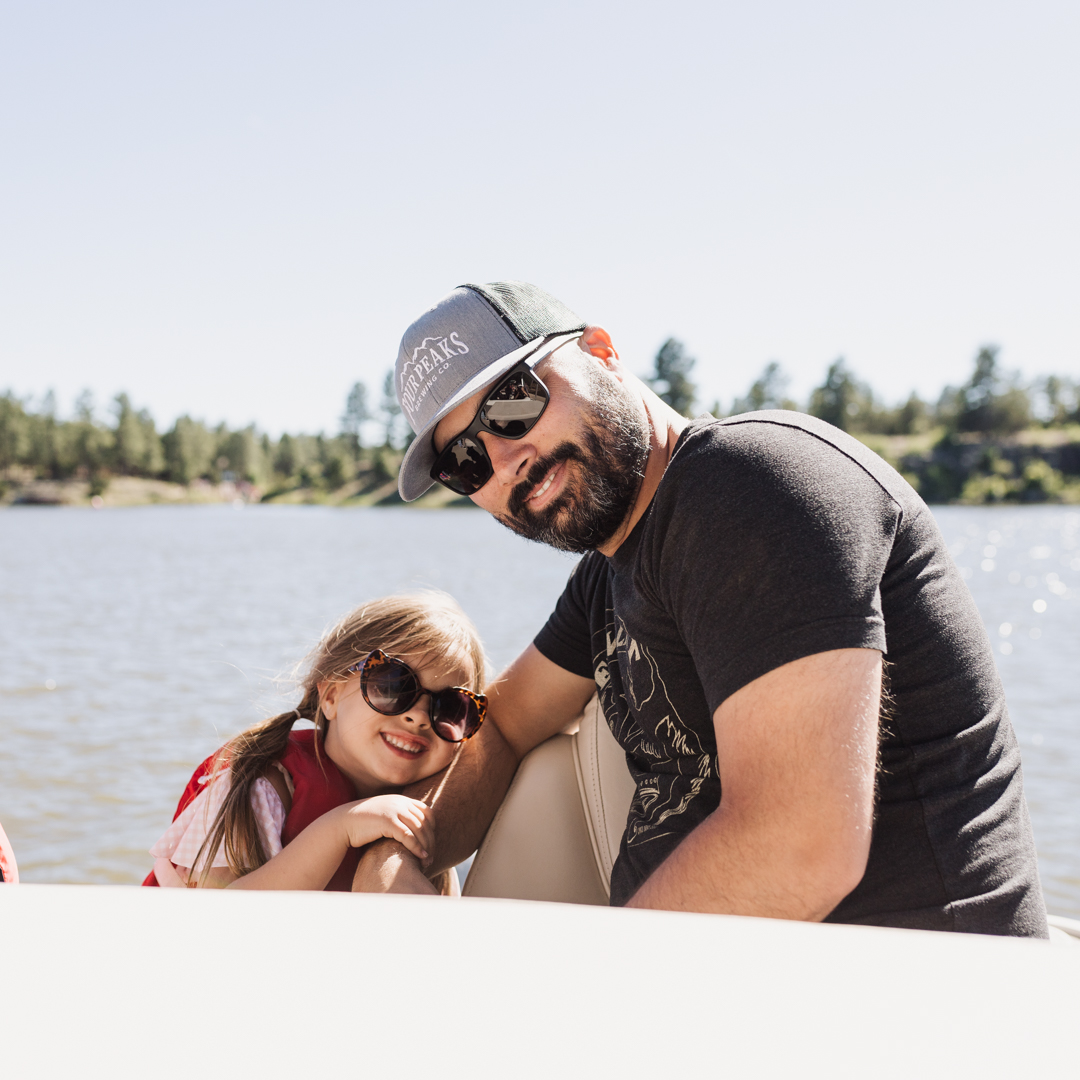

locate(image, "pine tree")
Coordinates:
340 381 371 456
954 346 1031 435
380 370 403 448
647 338 697 416
808 359 872 432
732 362 794 414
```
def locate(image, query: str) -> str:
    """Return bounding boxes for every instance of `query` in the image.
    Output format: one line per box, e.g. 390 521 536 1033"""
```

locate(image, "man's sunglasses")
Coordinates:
429 359 551 496
346 649 487 744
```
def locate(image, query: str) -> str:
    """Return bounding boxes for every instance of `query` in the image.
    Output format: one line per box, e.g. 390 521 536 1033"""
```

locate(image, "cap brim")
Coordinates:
397 330 582 501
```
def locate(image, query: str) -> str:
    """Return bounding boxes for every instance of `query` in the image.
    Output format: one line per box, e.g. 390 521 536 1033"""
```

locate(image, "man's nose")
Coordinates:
478 430 533 486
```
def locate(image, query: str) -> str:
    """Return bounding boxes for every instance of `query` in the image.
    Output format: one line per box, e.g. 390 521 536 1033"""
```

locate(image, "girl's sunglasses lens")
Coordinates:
434 436 493 495
362 658 419 714
431 690 481 743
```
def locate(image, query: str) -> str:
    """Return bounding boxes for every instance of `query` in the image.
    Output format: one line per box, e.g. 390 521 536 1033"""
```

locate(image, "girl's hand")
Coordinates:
343 796 434 864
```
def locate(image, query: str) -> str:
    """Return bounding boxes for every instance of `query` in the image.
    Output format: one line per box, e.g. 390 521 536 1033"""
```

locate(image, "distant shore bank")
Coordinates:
4 426 1080 509
0 471 472 509
862 425 1080 504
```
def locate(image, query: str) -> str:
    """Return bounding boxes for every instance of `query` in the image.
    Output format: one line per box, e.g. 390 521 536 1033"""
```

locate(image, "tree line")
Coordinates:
2 346 1078 503
648 340 1079 435
648 341 1080 503
0 376 409 499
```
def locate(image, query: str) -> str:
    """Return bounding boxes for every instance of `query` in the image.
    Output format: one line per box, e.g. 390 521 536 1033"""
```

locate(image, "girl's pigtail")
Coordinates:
192 689 319 885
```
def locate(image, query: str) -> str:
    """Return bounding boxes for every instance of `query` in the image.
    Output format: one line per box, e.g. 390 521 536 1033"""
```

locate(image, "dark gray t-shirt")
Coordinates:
534 413 1047 936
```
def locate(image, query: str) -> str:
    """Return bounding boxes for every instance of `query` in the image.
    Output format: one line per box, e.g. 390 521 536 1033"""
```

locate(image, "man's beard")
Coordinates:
496 368 651 554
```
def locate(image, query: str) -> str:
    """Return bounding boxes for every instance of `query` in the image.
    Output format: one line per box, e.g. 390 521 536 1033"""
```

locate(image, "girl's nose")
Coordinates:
403 694 432 728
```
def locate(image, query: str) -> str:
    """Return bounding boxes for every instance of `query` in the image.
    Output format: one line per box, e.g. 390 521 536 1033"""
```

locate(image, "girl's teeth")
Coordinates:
384 734 422 754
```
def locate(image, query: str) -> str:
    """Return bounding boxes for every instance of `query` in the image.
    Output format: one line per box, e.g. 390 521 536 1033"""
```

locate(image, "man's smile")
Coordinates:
526 461 567 510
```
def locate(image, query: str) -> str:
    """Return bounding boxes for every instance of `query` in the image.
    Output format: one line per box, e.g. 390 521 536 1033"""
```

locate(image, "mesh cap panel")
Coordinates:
463 281 586 344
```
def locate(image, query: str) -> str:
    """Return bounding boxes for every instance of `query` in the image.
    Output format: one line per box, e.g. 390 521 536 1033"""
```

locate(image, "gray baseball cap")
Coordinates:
395 281 587 501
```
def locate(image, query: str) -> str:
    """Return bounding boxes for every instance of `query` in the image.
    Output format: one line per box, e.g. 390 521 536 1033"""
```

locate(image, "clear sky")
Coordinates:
2 0 1078 436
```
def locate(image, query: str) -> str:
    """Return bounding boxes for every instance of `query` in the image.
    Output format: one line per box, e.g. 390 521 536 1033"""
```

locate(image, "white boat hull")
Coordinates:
3 883 1078 1078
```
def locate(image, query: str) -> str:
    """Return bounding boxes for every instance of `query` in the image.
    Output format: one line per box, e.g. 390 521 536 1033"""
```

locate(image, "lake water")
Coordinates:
1 504 1077 917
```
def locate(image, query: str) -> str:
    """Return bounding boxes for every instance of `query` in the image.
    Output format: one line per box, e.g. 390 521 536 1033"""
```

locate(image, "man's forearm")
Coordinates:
624 801 868 920
416 715 521 874
353 644 597 894
628 649 880 920
353 715 520 891
352 841 438 894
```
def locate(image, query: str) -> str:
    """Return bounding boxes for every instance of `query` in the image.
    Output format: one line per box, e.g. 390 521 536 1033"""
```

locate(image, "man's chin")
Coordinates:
496 493 625 554
496 499 571 544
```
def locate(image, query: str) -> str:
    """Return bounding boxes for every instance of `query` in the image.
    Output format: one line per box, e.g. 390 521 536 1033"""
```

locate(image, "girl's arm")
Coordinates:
225 795 434 891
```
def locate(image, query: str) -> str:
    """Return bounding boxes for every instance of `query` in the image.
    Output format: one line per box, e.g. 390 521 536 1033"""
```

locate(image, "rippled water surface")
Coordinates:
933 507 1080 917
1 504 1077 916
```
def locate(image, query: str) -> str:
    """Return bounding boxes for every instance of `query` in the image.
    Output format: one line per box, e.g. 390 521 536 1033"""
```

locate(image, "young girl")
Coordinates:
145 592 486 892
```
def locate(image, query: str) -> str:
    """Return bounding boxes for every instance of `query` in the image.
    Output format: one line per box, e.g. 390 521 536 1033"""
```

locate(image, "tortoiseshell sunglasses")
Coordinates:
345 649 486 743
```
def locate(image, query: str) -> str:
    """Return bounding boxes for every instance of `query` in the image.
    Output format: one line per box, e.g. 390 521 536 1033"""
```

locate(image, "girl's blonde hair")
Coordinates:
194 591 485 883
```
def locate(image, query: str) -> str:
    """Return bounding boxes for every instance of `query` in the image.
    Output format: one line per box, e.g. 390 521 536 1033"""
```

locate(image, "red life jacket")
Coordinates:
143 729 360 891
0 819 18 884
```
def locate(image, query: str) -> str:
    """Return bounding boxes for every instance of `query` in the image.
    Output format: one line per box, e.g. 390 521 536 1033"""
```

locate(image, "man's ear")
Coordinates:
580 325 619 367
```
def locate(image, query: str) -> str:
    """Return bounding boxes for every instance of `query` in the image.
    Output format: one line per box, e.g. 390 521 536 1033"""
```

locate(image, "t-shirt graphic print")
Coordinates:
593 608 715 854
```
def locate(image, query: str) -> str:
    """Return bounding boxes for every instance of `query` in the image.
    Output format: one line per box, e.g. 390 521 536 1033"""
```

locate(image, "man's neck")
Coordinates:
596 389 690 557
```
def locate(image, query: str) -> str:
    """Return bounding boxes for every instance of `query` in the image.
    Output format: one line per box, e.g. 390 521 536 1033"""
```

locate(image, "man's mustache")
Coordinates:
507 443 583 520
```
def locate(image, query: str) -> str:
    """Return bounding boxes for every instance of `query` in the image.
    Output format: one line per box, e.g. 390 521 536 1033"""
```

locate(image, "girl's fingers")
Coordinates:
407 816 434 849
400 807 431 837
390 821 428 861
402 809 432 840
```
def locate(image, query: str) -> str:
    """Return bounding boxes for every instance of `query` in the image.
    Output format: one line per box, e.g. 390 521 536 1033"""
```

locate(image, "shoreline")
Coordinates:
0 474 474 509
4 426 1080 508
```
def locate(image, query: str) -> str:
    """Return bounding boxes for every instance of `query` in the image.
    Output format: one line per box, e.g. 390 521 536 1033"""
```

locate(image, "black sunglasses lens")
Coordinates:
433 436 493 496
430 690 481 743
430 366 548 495
481 372 547 437
362 657 419 715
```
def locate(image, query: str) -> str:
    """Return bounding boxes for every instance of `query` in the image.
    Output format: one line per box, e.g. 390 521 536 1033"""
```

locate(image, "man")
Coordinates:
357 280 1047 935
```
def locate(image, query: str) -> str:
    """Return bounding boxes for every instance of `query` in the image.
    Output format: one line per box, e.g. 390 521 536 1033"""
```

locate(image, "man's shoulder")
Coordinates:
666 412 914 509
562 549 610 600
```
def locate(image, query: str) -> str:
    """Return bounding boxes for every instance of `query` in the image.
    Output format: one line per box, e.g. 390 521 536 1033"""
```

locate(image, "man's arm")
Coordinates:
352 644 596 892
626 648 881 921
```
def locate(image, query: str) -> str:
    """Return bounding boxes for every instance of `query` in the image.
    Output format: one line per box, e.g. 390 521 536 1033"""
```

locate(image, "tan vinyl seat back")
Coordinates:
463 696 635 905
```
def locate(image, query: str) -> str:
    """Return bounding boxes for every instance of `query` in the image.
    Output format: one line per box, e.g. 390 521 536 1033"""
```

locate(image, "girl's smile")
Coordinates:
380 730 430 757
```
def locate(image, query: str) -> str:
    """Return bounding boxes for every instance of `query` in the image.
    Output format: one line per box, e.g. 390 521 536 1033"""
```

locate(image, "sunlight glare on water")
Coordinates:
935 507 1080 918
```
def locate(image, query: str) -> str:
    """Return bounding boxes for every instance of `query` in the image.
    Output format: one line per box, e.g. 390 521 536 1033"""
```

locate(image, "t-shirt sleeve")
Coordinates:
650 420 901 715
533 555 603 681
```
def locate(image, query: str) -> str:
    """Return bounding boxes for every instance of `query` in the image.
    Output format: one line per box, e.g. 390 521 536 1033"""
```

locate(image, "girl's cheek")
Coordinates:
433 744 458 772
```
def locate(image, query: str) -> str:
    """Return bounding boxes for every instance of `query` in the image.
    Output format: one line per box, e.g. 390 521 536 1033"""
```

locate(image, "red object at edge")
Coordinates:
0 819 18 884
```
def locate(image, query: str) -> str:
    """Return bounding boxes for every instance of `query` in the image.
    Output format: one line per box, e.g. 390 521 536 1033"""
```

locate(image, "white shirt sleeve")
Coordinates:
149 769 287 876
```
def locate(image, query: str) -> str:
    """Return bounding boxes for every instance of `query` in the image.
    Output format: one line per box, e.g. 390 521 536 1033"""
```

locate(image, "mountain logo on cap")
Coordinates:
399 332 470 418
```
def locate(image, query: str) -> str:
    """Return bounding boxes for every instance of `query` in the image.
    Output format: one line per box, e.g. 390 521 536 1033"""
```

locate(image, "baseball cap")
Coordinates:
395 281 587 501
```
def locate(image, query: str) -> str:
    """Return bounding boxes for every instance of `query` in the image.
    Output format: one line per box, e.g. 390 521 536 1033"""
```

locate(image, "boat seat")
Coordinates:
462 695 635 905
